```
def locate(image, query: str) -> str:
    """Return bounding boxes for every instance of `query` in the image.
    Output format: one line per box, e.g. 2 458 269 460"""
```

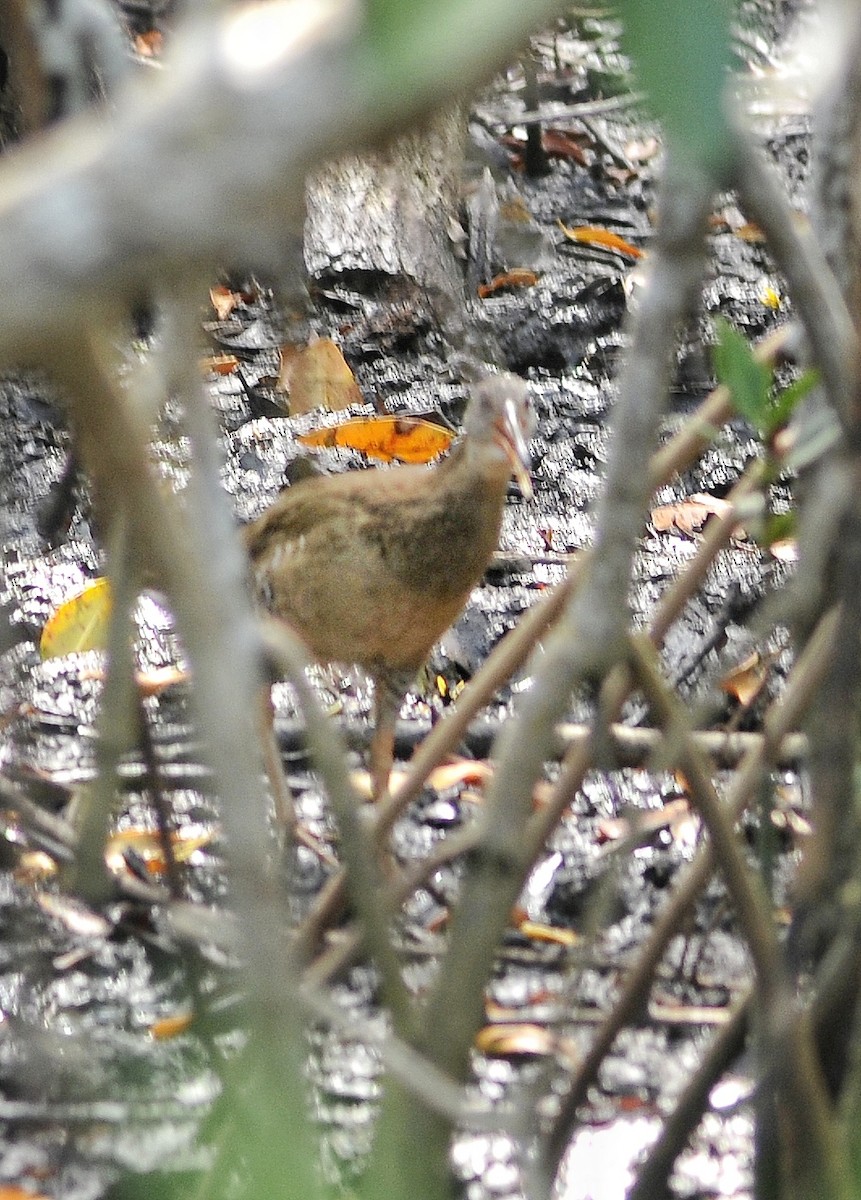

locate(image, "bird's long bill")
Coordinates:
498 396 533 500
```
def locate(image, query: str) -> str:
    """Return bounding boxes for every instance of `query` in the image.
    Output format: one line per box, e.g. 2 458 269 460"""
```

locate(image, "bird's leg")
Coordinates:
258 685 295 832
370 670 413 800
259 684 339 865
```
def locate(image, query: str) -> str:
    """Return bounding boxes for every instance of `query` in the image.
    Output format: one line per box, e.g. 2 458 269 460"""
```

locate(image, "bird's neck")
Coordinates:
393 439 510 598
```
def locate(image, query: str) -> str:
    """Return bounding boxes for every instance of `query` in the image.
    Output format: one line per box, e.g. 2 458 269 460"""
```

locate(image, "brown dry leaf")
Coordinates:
134 29 163 57
558 220 643 259
298 415 453 464
40 578 112 659
475 1023 557 1058
477 269 539 299
498 195 533 224
200 353 240 376
104 826 215 877
651 492 733 536
276 342 303 392
541 129 590 164
719 651 768 706
289 338 364 415
150 1011 195 1040
209 285 244 320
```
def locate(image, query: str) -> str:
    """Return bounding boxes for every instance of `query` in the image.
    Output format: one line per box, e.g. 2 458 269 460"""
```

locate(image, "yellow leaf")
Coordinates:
517 919 581 947
40 578 113 660
297 415 454 464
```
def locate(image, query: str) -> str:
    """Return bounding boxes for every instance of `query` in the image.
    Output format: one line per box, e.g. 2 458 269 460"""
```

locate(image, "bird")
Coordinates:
244 371 534 799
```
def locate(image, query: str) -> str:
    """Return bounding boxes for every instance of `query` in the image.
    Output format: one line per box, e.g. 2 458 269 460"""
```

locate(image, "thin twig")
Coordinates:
544 608 839 1169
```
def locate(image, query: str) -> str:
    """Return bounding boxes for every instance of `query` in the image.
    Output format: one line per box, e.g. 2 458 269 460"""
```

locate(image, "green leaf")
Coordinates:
765 367 820 437
713 317 773 435
619 0 733 175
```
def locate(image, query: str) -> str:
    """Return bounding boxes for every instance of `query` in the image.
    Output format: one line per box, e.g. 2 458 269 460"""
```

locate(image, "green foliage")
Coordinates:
713 317 819 439
618 0 732 174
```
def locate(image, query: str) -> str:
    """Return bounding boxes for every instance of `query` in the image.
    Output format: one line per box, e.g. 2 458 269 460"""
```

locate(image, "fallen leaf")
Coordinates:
597 798 692 846
558 220 643 259
134 29 163 57
768 537 798 563
36 892 111 938
516 919 581 947
201 353 240 375
136 665 189 696
737 222 768 243
210 285 245 320
298 415 453 464
277 342 303 392
624 136 660 163
78 664 190 697
475 1023 557 1058
40 578 113 659
13 851 58 884
477 269 539 298
541 128 591 164
150 1011 194 1040
104 826 215 877
720 652 768 706
760 283 782 310
426 759 493 791
498 195 534 224
288 338 364 415
651 492 733 536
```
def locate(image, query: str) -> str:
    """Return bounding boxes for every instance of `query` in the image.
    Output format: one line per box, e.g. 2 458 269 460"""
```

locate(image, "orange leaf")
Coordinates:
150 1011 194 1040
426 759 493 791
200 353 240 376
477 269 539 298
209 285 243 320
558 220 643 259
719 652 768 706
134 29 163 57
517 919 580 947
288 338 364 414
298 415 453 464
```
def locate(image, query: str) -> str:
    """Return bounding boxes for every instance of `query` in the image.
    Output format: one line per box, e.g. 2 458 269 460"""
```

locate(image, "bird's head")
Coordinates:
464 372 535 499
